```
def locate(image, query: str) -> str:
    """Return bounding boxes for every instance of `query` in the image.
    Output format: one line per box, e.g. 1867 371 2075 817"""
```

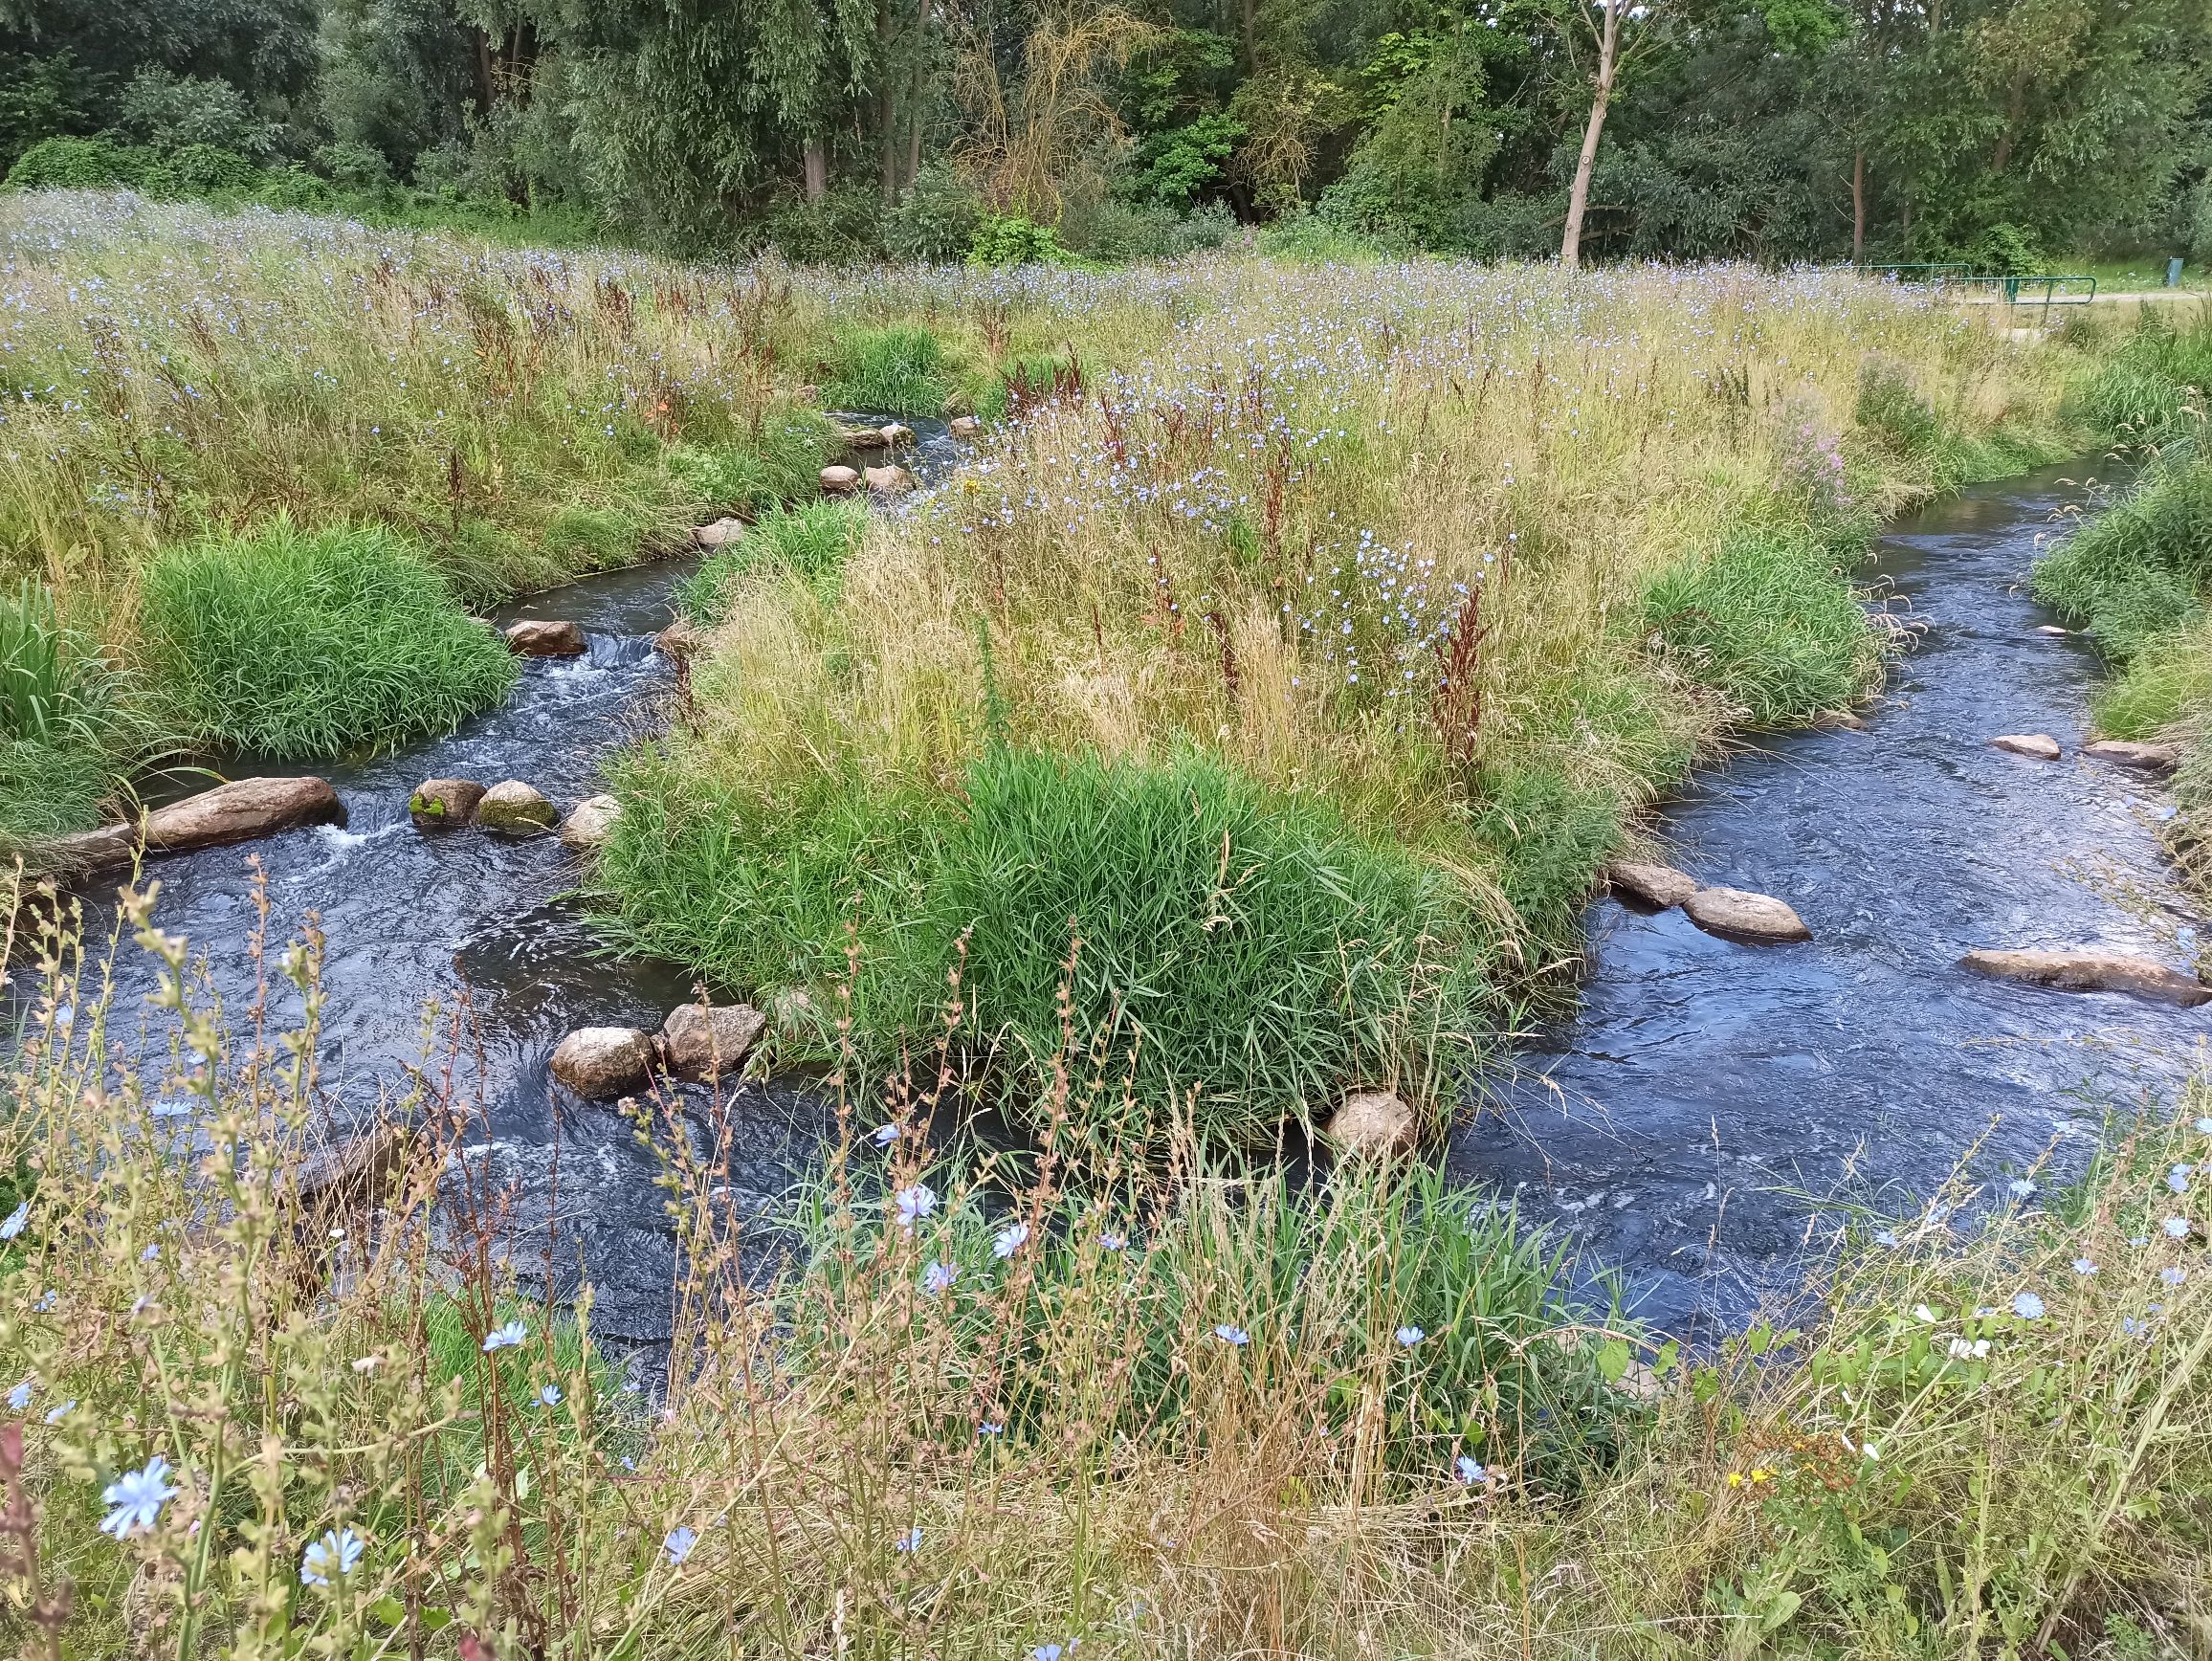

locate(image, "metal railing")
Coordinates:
1858 264 2098 321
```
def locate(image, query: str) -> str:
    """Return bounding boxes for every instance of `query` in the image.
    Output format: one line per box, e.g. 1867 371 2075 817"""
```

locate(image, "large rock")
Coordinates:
1960 948 2209 1007
1682 887 1812 945
864 464 914 496
559 794 622 852
409 778 485 831
504 619 586 657
1990 733 2061 761
949 414 981 438
47 776 343 872
1323 1090 1418 1160
477 781 558 837
842 425 890 450
878 422 915 447
296 1121 414 1208
2084 740 2179 775
692 517 747 549
550 1027 656 1097
820 465 860 495
1607 861 1698 910
658 1003 766 1082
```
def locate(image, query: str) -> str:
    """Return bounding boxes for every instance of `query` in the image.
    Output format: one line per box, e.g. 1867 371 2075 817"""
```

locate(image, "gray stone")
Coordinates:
820 464 860 495
658 1002 767 1081
1607 861 1699 910
46 776 343 873
2035 624 2072 637
504 618 586 657
1990 733 2061 761
654 619 702 659
1960 948 2209 1007
842 425 889 449
559 794 623 852
2083 740 2179 775
864 463 914 496
692 517 747 548
1682 887 1812 945
878 422 915 447
550 1027 656 1097
949 414 981 438
1323 1090 1418 1160
409 777 485 831
477 781 559 837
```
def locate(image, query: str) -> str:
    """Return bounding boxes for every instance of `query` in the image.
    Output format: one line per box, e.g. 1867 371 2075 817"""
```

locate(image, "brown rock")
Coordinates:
409 777 485 831
949 414 981 438
1682 887 1812 945
1959 948 2209 1007
504 618 586 657
1991 733 2061 761
2083 740 2179 775
476 781 558 836
864 464 914 496
658 1002 766 1081
842 425 890 449
820 465 860 495
1607 861 1699 910
2035 625 2072 637
297 1121 414 1207
46 776 343 872
692 517 747 549
654 619 702 659
558 794 622 852
878 422 915 447
550 1027 657 1097
1323 1089 1418 1160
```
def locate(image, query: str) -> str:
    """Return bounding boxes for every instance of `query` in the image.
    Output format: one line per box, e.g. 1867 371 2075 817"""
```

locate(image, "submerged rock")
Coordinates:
559 794 622 852
48 776 343 872
693 517 747 548
1959 948 2209 1007
1990 733 2061 761
2083 740 2179 775
409 777 486 831
2035 624 2072 637
1323 1090 1418 1159
296 1121 414 1208
1607 861 1699 910
551 1027 657 1097
864 464 914 496
1682 887 1812 945
820 465 859 495
504 618 586 657
658 1002 766 1081
477 781 558 836
949 414 981 438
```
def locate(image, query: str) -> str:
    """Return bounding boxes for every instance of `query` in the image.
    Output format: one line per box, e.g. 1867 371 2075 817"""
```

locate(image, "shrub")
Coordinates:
1068 198 1237 263
144 143 259 197
1642 522 1879 726
680 499 867 622
604 747 1487 1142
968 212 1068 268
882 161 986 263
141 517 518 759
5 135 153 190
821 325 955 416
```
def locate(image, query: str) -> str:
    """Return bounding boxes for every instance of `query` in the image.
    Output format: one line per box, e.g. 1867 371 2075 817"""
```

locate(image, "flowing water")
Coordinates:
63 454 2208 1346
1447 464 2208 1336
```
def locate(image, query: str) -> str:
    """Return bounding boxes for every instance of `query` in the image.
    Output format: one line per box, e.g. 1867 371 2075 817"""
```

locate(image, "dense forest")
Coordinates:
0 0 2209 267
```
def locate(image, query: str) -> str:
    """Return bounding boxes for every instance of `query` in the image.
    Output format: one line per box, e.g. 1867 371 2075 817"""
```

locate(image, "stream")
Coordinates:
63 456 2209 1346
1448 463 2207 1335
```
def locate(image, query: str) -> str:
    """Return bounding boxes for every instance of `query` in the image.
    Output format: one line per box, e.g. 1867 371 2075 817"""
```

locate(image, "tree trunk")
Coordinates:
1851 148 1865 263
1560 0 1622 274
1242 0 1257 71
804 140 829 203
878 0 900 203
469 26 496 118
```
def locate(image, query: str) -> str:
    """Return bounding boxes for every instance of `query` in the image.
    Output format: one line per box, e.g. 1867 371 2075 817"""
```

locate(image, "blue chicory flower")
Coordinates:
100 1457 177 1539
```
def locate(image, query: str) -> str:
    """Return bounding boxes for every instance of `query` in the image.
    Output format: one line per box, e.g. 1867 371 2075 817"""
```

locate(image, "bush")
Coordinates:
821 325 956 416
882 161 986 263
1070 198 1237 263
145 143 258 196
968 212 1068 268
141 517 518 759
1643 521 1878 726
115 67 273 157
603 747 1487 1142
5 135 153 190
680 498 867 623
760 183 885 265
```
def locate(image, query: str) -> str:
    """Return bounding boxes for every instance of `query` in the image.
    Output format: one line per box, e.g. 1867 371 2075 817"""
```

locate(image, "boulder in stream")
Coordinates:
949 414 981 438
550 1027 657 1097
1959 948 2209 1007
409 778 486 831
820 465 859 495
878 422 915 447
477 781 558 836
654 619 702 659
2035 625 2072 637
864 464 914 496
504 618 586 657
1323 1090 1418 1160
1606 861 1699 910
2083 740 2179 775
842 425 890 450
658 1002 766 1081
46 776 343 872
559 794 623 852
1990 733 2061 761
1682 887 1812 945
692 517 747 549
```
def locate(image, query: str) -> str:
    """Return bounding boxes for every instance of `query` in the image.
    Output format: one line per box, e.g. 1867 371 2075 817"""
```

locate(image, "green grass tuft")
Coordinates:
141 516 520 760
2033 454 2212 666
680 499 869 623
822 326 956 416
669 410 841 514
2069 316 2212 454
